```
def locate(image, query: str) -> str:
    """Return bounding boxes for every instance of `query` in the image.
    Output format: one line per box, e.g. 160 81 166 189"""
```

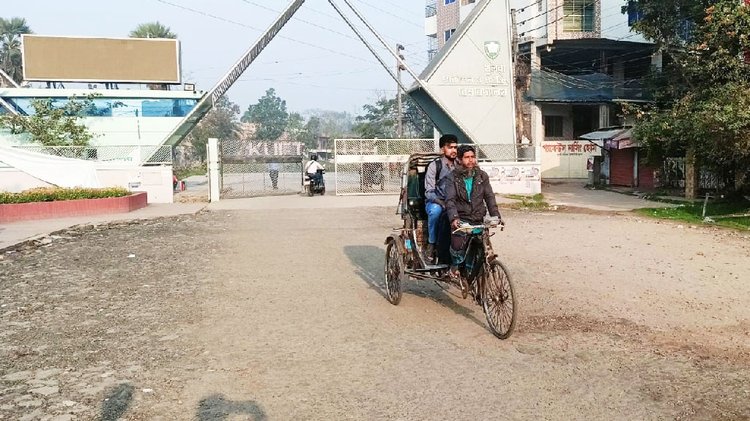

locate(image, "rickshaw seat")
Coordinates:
406 168 428 220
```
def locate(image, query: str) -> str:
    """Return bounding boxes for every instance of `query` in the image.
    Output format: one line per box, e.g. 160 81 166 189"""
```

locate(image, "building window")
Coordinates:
544 115 564 138
444 28 456 42
445 0 456 4
563 0 595 32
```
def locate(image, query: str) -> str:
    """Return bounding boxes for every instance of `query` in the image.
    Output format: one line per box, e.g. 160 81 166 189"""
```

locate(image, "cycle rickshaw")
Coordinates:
383 152 517 339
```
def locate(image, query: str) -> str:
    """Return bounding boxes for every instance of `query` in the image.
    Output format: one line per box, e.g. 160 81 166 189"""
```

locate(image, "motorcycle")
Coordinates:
305 169 326 196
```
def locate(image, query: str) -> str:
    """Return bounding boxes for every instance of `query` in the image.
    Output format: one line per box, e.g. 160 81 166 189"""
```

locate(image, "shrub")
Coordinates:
0 187 130 204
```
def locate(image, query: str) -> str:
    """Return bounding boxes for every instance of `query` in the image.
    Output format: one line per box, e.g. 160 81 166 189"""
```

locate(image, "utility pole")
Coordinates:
396 43 405 138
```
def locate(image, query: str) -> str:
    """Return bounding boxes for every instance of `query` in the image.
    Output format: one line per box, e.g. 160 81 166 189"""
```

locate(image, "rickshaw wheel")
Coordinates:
384 240 404 305
321 187 326 195
307 185 314 197
481 260 516 339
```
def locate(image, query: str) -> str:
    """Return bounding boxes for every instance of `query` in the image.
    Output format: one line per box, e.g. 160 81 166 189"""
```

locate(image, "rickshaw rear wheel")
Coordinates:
482 259 516 339
384 240 404 305
307 185 314 196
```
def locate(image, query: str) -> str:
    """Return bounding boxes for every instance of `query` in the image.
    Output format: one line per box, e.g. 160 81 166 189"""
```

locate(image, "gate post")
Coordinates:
207 138 221 202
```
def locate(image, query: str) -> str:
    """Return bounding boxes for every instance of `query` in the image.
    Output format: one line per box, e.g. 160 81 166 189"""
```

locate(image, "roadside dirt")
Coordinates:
1 208 749 420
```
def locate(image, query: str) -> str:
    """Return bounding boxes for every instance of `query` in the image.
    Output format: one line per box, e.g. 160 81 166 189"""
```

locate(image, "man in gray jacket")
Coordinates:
424 134 458 262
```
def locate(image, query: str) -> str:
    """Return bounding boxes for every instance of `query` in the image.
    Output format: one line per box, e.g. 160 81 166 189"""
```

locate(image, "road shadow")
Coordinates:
101 383 134 421
343 245 486 330
343 245 388 299
197 394 267 421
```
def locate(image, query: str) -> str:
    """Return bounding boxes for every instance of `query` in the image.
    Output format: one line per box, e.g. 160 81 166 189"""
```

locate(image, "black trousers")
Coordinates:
435 212 451 265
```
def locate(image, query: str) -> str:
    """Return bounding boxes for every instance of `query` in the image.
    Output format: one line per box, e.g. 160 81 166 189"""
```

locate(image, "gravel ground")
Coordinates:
1 207 749 420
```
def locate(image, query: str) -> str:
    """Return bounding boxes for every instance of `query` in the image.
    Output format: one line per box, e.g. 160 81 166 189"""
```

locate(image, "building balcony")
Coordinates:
425 1 437 18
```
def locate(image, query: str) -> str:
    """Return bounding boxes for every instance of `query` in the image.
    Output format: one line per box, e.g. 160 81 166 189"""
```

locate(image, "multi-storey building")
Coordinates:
425 0 478 60
425 0 659 187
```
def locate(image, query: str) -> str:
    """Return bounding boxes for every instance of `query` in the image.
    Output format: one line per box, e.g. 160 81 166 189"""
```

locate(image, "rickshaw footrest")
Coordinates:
413 264 449 273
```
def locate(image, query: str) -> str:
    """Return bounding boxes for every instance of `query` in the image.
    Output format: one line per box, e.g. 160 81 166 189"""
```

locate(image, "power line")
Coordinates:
155 0 377 65
236 0 429 68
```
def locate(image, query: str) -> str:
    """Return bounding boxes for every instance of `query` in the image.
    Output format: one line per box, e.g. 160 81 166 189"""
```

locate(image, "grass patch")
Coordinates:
635 198 750 230
504 193 550 210
0 187 130 204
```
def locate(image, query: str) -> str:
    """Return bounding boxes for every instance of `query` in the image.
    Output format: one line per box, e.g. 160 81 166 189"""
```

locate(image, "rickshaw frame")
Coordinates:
383 152 517 339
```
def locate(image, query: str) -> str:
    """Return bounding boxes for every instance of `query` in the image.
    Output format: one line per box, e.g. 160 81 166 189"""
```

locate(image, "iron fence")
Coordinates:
12 145 173 165
334 138 435 195
220 138 304 198
333 139 536 195
659 157 728 191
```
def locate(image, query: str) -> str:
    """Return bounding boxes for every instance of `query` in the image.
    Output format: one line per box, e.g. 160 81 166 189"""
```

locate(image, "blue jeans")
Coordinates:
426 201 443 244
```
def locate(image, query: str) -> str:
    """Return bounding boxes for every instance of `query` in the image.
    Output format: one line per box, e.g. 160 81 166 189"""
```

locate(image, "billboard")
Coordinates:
22 35 181 84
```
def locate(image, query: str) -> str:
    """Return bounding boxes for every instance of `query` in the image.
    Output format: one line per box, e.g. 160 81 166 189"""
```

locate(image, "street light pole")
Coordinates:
396 43 405 138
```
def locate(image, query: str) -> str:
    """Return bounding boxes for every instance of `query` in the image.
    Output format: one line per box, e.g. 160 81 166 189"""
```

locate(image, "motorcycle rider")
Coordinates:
305 154 325 186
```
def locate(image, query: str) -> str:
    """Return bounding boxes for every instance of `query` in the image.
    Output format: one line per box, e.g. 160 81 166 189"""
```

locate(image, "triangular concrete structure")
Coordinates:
409 0 516 147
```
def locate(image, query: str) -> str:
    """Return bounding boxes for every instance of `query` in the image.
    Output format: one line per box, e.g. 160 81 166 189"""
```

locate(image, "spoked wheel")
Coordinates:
320 187 326 195
384 240 403 305
307 185 314 196
481 259 516 339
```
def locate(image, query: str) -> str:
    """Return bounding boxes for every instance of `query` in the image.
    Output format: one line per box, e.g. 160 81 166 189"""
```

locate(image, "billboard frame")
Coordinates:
21 34 182 84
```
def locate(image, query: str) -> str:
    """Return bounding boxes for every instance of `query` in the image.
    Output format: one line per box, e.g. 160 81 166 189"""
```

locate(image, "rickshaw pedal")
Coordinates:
414 264 449 273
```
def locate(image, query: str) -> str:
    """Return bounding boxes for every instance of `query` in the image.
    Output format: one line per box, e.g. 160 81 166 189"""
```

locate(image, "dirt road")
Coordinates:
1 207 749 420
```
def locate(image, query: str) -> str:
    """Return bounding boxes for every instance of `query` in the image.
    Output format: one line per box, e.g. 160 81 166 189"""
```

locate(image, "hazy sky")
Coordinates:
8 0 429 115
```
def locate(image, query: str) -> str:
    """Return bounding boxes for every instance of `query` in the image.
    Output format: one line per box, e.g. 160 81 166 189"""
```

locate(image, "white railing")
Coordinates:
12 145 173 165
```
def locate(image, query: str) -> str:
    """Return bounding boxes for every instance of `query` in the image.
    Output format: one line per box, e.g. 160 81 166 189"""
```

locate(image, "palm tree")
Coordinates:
129 22 176 39
0 17 33 84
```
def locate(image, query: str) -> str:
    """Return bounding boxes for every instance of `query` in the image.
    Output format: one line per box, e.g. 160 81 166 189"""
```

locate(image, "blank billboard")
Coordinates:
22 35 181 84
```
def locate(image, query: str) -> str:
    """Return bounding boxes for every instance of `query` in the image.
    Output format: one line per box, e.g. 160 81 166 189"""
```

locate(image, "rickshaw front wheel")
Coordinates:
384 240 404 305
482 259 516 339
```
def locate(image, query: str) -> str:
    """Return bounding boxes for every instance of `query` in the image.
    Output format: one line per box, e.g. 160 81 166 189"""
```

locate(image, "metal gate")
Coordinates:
220 139 304 198
334 138 435 195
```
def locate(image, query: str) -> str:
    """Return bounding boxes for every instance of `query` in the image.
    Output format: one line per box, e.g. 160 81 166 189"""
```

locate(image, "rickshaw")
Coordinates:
383 152 517 339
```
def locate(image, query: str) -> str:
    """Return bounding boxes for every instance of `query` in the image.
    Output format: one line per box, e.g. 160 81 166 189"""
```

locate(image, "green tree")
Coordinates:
353 97 397 139
241 88 289 141
0 17 33 84
286 112 305 142
353 96 433 139
129 21 176 38
0 96 95 146
302 116 322 149
628 0 750 192
186 96 240 161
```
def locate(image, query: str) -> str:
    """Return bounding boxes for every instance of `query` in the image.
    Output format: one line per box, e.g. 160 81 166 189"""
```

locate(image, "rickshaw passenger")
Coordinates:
445 144 501 278
424 134 458 262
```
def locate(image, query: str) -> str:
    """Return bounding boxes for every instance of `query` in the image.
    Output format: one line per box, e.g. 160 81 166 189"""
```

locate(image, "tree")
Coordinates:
353 96 433 139
303 109 355 139
628 0 750 195
129 21 176 39
0 17 33 84
0 96 95 146
286 112 305 142
186 96 240 162
241 88 289 141
353 97 397 139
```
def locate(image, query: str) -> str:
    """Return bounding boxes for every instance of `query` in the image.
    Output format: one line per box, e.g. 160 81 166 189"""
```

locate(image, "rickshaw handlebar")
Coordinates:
451 217 504 234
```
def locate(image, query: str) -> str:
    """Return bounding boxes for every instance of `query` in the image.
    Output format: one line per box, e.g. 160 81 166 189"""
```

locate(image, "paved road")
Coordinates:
1 205 749 420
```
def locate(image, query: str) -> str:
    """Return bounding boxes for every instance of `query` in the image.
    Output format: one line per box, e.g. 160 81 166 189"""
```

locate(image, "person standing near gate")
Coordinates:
268 162 279 189
424 134 458 263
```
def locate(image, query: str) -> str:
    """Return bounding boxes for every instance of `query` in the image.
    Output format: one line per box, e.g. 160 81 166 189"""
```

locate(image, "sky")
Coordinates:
7 0 429 115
